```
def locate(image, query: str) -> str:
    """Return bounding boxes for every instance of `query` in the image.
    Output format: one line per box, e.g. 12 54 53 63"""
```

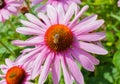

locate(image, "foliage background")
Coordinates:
0 0 120 84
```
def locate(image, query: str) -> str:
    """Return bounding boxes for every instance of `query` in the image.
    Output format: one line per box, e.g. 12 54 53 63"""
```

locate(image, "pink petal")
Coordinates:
69 5 89 28
20 20 45 31
31 48 48 79
80 14 97 24
0 14 2 22
16 27 43 35
38 53 54 84
73 20 104 34
52 55 61 84
12 39 41 47
0 65 8 70
25 13 46 28
61 55 73 84
72 45 99 65
24 81 34 84
1 9 10 20
65 53 84 84
57 4 65 24
5 59 13 67
0 65 8 73
77 32 105 41
31 0 43 5
21 48 36 54
72 14 98 31
47 5 58 24
6 0 16 3
71 48 95 71
0 75 5 78
7 6 17 13
0 80 6 84
37 12 51 27
79 41 108 55
79 49 100 65
62 3 77 25
9 3 21 7
16 46 42 63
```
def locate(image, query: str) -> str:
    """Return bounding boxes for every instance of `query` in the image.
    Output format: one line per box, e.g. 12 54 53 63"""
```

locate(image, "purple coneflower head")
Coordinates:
0 59 33 84
31 0 81 12
12 3 108 84
0 0 21 22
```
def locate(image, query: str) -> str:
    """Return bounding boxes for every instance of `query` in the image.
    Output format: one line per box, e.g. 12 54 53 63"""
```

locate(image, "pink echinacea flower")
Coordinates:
12 3 108 84
0 59 33 84
0 0 21 22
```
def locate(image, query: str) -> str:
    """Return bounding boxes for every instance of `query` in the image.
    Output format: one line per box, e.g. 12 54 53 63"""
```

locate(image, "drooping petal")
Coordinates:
25 13 47 28
78 49 100 65
31 48 48 79
65 53 84 84
38 53 54 84
17 27 44 35
60 55 73 84
70 47 95 71
52 55 61 84
20 20 45 31
12 40 41 47
7 6 17 13
77 32 105 42
9 3 21 7
16 46 43 63
79 41 108 55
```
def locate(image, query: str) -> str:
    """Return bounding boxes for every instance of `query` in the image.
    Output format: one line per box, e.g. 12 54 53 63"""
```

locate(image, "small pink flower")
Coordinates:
31 0 81 12
0 59 33 84
12 3 108 84
0 0 21 22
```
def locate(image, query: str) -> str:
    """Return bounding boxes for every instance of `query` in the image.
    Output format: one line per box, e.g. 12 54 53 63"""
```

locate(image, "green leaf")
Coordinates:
113 51 120 71
106 32 115 43
93 0 113 5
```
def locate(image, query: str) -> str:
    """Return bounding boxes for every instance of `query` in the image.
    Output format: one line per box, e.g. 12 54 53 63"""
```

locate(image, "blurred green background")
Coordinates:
0 0 120 84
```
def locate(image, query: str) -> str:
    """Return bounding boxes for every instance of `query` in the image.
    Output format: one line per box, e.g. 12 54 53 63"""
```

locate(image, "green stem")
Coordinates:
25 0 32 13
0 40 16 57
7 20 19 39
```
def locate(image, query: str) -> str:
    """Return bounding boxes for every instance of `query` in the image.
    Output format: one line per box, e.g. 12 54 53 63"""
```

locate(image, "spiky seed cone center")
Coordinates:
45 24 73 52
6 66 26 84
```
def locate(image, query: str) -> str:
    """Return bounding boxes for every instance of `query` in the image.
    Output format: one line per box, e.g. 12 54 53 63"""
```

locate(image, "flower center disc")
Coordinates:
6 66 26 84
0 0 5 9
45 24 73 52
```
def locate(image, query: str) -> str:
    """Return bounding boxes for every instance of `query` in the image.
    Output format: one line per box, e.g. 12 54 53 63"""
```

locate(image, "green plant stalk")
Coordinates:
25 0 32 13
0 40 16 57
7 20 19 38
